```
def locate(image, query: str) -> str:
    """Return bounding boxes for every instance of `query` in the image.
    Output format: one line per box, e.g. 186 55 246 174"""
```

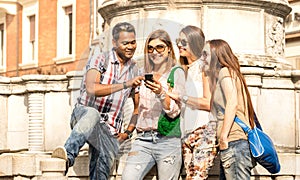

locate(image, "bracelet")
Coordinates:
123 82 127 89
156 91 166 100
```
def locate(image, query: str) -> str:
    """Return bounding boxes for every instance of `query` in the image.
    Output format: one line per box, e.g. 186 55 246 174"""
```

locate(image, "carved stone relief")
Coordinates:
266 17 285 57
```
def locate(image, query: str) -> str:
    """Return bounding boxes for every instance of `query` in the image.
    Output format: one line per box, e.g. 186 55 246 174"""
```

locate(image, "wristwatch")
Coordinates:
123 82 128 89
181 95 188 103
124 130 133 139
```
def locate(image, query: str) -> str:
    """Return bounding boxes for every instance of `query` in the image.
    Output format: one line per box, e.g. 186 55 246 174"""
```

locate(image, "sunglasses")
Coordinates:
176 38 188 47
147 44 166 53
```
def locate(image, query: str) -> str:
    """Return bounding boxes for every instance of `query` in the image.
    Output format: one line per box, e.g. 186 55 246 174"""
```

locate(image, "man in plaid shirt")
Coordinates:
52 22 143 179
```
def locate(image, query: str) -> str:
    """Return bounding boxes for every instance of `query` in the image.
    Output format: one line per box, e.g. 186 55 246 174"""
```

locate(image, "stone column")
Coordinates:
292 70 300 154
23 75 47 152
28 93 45 152
98 0 292 68
22 74 71 152
0 77 10 150
97 0 299 178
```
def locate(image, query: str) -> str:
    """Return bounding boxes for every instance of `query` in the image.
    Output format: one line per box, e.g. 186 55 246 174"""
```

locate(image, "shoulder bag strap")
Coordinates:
167 66 183 88
234 116 252 134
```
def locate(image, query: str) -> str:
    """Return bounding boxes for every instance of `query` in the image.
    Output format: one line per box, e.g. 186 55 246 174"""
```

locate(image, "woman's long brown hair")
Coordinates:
178 25 205 74
206 39 255 128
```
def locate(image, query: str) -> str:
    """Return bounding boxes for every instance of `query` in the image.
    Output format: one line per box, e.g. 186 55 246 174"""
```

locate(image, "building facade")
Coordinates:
0 0 105 77
286 0 300 69
0 0 300 179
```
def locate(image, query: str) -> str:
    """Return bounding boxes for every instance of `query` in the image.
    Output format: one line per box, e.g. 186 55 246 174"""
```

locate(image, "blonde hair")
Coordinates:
144 29 176 74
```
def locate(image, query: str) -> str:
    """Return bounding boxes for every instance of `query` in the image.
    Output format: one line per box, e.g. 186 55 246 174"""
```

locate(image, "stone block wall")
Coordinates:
0 67 300 179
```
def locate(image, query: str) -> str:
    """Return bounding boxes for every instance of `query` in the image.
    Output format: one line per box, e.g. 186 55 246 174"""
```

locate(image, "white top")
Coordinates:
181 60 210 136
136 66 186 132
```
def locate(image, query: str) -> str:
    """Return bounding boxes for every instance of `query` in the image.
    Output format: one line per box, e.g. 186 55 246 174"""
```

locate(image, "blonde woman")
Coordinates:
122 29 185 180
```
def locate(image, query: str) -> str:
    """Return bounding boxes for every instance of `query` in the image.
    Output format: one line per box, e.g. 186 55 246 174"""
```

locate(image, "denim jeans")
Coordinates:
219 139 254 180
64 104 119 180
121 132 182 180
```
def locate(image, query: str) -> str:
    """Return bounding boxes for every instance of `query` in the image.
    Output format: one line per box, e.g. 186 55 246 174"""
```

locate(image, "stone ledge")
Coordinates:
0 152 299 179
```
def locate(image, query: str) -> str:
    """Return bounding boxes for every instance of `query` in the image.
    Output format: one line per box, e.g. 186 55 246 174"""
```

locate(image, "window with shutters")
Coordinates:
54 0 76 64
0 12 6 72
20 1 38 69
65 6 73 55
0 23 4 70
93 0 105 39
29 15 36 62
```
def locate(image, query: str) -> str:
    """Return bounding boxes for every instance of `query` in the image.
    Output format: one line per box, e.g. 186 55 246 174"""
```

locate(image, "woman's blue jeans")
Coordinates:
219 139 254 180
121 133 182 180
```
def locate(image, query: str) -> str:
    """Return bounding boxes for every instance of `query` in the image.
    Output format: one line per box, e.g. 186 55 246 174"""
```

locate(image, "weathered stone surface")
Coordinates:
0 96 8 149
40 158 66 173
44 92 72 151
7 95 28 151
12 153 36 176
67 154 89 177
0 154 12 176
0 0 297 179
258 88 295 149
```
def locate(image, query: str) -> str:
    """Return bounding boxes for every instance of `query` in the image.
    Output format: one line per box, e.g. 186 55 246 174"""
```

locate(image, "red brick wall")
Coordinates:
2 1 91 77
38 0 57 68
6 14 17 75
74 1 91 71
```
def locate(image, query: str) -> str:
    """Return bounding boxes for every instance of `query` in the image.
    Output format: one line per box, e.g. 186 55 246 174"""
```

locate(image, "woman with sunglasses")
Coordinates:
168 25 217 179
121 29 185 180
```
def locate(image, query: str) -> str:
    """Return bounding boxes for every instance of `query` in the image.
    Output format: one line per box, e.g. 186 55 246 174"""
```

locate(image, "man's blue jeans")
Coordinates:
64 104 119 180
219 139 254 180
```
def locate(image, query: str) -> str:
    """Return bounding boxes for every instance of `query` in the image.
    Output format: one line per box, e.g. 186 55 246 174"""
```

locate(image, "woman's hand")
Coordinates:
166 92 180 101
219 136 229 150
144 78 163 94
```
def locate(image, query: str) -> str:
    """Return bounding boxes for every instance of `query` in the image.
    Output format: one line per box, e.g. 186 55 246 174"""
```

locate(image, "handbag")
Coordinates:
157 66 182 137
234 115 281 174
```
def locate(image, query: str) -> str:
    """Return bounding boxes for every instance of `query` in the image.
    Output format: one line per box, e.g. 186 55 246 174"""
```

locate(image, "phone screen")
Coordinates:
144 74 154 82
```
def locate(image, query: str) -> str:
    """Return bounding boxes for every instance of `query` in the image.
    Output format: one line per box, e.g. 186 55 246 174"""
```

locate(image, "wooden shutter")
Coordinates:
29 15 35 42
65 6 72 15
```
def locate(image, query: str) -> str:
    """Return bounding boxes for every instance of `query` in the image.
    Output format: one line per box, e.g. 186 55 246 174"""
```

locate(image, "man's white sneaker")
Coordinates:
51 146 68 160
51 146 69 175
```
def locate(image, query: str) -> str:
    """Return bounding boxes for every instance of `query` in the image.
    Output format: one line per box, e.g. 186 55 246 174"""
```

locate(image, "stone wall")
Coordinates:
0 67 300 179
0 72 82 152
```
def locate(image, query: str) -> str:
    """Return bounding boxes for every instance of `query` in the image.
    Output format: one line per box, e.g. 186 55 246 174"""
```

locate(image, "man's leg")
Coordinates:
88 122 119 180
52 105 100 170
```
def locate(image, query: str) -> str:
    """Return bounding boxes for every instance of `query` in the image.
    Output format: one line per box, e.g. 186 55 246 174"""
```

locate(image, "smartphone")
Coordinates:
144 73 154 82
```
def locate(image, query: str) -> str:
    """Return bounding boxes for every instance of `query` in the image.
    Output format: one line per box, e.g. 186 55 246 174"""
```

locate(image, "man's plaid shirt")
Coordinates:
77 50 137 134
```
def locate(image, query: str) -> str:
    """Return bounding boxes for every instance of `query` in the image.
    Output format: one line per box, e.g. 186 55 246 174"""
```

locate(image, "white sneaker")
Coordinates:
51 146 68 160
51 146 69 175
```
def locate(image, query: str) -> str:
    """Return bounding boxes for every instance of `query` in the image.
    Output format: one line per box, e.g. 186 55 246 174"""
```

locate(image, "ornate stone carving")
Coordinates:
266 17 285 57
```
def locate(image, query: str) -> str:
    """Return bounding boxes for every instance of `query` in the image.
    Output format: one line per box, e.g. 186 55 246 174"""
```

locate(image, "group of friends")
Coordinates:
51 22 257 180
